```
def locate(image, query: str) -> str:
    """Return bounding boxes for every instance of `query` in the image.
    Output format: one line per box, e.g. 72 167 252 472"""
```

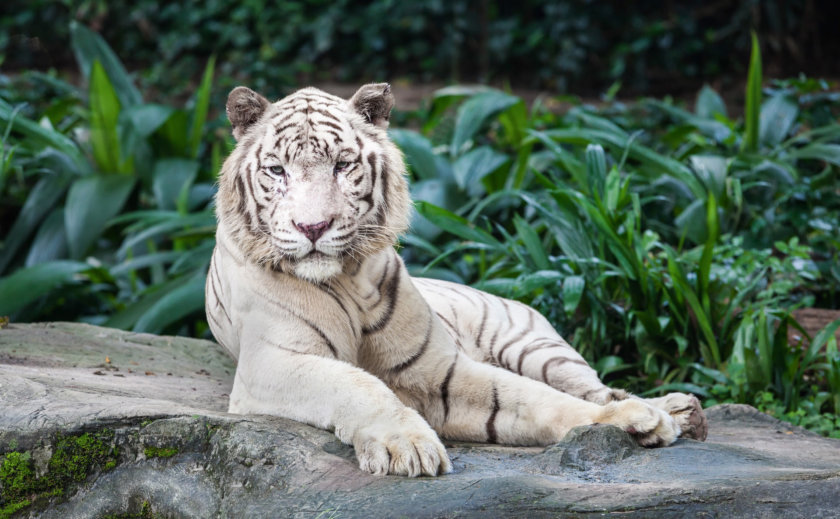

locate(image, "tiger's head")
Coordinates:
216 84 410 283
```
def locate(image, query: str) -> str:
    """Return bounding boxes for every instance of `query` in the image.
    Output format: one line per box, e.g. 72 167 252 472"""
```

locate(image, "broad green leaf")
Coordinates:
153 158 199 211
415 201 503 249
124 104 175 137
646 99 733 143
527 129 587 190
517 271 564 293
105 274 192 330
571 109 627 137
585 144 607 199
791 143 840 167
695 85 727 119
189 56 216 158
65 174 136 259
450 91 519 156
89 60 124 173
25 209 69 266
674 199 707 244
117 213 216 256
538 128 705 198
156 109 190 157
698 195 718 317
594 356 632 377
562 275 585 313
70 21 142 108
109 251 184 276
0 260 89 316
0 170 73 274
741 32 762 153
689 155 727 199
690 363 730 384
513 215 550 270
390 129 451 181
804 318 840 366
133 271 207 334
759 94 798 147
452 146 508 192
0 99 85 167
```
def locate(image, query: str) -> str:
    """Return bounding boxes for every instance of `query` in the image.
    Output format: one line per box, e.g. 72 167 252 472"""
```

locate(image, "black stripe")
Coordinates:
269 299 339 357
316 283 358 338
235 175 247 214
310 107 341 122
319 120 343 132
541 356 587 383
474 299 489 349
515 341 566 374
390 312 433 373
486 386 500 443
362 258 401 334
275 122 297 135
440 354 457 422
495 329 530 369
208 263 231 322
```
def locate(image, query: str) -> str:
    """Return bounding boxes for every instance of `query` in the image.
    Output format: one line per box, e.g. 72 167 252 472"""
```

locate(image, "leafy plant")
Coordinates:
0 23 222 335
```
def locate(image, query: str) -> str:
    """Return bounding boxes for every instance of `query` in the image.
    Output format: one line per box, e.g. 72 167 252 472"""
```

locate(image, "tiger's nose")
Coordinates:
294 219 332 243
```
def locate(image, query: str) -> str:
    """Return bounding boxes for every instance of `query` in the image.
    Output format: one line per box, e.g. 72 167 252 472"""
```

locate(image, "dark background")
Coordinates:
3 0 837 102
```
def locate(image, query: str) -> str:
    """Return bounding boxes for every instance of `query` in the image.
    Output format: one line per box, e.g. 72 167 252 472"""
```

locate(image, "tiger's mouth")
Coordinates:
292 248 343 282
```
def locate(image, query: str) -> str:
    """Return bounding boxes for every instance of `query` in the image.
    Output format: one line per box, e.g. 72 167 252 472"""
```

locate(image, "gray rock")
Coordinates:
1 322 839 518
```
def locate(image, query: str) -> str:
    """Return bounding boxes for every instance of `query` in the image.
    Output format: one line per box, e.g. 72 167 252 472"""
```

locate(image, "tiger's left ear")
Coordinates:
349 83 394 128
227 86 270 141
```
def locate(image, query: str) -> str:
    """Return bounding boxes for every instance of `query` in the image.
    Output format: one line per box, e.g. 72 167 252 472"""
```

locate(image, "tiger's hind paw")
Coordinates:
645 392 708 441
596 399 680 448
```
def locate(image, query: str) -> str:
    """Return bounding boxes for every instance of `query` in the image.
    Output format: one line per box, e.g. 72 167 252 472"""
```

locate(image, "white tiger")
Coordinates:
205 83 708 477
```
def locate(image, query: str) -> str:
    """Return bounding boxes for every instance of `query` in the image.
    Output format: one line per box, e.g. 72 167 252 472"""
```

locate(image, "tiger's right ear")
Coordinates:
226 86 270 141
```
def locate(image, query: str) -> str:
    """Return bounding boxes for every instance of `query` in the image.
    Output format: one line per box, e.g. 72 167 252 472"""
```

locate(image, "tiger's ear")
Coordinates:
349 83 394 128
226 86 270 140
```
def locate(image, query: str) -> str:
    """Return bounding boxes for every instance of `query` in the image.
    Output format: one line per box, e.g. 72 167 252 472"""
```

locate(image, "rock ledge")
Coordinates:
1 322 839 518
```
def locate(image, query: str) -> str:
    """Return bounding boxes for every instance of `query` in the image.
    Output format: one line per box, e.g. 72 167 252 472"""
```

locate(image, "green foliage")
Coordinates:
0 23 220 336
398 39 840 430
3 1 833 99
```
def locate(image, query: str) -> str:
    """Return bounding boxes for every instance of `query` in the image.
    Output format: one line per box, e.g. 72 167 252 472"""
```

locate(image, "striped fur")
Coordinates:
206 84 707 477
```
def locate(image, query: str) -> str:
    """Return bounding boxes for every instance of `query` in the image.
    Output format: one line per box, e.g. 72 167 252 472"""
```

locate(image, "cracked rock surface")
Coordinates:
1 322 839 518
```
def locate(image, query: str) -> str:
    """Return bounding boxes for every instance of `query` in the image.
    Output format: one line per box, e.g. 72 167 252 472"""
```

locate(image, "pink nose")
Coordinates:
294 220 332 243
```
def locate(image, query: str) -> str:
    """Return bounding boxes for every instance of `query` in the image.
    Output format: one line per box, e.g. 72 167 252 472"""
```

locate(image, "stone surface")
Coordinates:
1 322 839 518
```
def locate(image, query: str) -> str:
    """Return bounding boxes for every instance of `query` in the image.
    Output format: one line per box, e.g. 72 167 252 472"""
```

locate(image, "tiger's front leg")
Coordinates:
230 336 451 477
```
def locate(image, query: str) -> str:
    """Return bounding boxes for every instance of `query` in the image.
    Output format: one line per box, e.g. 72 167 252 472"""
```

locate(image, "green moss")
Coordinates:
0 431 118 517
0 500 30 519
143 447 178 459
0 452 36 502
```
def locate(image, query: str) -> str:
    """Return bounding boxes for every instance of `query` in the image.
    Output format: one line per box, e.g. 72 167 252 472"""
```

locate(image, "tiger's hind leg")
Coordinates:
414 277 707 441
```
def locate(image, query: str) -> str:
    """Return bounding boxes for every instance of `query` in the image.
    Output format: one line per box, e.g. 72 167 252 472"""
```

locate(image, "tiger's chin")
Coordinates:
291 252 343 283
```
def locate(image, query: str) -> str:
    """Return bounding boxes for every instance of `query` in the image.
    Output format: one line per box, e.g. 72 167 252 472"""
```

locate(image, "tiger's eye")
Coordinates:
334 161 350 174
268 165 285 177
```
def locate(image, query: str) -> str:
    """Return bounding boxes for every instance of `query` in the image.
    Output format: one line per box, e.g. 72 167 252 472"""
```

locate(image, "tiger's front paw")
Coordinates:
596 399 680 447
353 410 452 477
645 392 708 441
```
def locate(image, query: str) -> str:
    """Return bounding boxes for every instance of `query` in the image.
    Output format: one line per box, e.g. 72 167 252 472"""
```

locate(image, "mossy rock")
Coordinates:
2 322 840 518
